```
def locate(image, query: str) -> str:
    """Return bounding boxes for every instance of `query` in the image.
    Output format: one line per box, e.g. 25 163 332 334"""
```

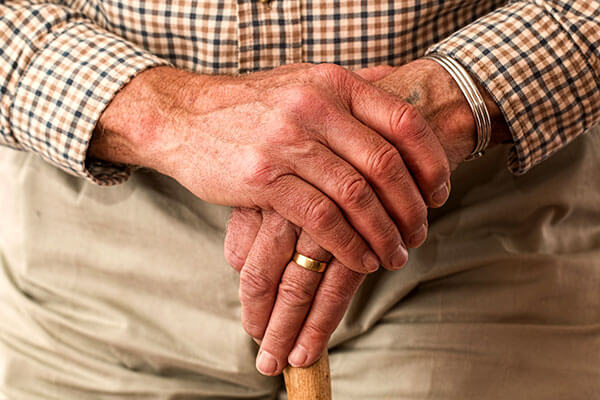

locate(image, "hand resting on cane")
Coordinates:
225 60 512 376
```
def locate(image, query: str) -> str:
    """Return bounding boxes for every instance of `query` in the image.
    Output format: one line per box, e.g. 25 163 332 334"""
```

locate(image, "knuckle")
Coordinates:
224 246 245 272
339 175 372 208
312 63 352 99
263 331 290 350
389 103 411 134
282 86 324 113
376 220 401 244
305 196 338 230
313 63 346 80
242 150 281 189
332 230 362 261
277 279 314 309
241 318 266 340
239 267 276 302
264 112 308 146
230 207 258 224
292 140 323 161
368 145 404 180
377 159 413 191
303 320 332 342
318 282 354 307
390 103 429 142
261 212 293 240
403 202 428 231
423 159 450 190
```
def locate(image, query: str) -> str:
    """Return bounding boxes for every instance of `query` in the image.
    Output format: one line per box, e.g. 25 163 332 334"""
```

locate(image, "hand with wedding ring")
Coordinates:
224 67 450 376
224 60 510 376
92 62 453 276
226 209 365 376
224 63 451 376
91 60 458 375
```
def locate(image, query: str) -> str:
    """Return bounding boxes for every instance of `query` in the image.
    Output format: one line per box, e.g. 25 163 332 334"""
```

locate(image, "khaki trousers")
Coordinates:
1 129 599 399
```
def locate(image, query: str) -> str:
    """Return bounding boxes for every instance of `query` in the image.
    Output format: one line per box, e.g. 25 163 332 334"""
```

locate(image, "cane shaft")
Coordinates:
283 350 331 400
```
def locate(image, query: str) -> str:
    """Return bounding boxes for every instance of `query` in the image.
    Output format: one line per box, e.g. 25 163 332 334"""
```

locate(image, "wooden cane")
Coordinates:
283 349 331 399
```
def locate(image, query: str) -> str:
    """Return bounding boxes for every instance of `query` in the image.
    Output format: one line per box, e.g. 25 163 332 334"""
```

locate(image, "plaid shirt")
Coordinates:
1 0 599 184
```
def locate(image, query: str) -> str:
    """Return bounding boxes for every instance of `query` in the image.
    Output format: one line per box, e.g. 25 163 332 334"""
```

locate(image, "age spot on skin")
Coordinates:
405 89 421 105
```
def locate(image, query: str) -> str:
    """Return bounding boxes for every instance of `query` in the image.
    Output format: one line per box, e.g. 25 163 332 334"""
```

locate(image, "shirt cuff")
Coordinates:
10 20 171 185
426 1 600 175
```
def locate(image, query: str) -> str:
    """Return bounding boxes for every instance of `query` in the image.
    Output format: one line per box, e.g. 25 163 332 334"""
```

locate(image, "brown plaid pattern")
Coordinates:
430 0 600 174
1 0 598 183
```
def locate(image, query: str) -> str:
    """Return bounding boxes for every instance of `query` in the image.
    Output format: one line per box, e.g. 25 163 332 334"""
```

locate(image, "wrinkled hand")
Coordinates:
226 208 366 376
224 60 508 375
225 65 451 375
92 63 452 274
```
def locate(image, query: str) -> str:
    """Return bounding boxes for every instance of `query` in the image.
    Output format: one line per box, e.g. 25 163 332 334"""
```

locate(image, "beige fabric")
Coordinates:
1 128 599 399
328 129 600 399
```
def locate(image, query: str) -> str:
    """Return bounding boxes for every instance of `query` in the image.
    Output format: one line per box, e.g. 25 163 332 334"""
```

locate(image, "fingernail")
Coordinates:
432 183 449 206
362 251 380 273
288 345 308 367
408 224 427 247
256 350 278 375
390 243 408 270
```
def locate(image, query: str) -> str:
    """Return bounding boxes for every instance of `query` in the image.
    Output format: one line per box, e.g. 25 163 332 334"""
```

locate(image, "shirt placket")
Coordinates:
237 0 303 73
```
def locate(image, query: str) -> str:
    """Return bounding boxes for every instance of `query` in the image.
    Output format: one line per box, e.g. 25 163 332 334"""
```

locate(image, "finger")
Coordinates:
354 65 396 82
286 141 407 270
349 78 451 209
273 65 429 252
319 107 428 252
239 211 298 339
256 231 330 376
288 259 364 368
224 208 263 272
268 174 380 274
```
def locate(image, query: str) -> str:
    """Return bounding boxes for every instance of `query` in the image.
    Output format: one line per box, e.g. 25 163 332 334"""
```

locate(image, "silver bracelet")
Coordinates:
422 53 491 161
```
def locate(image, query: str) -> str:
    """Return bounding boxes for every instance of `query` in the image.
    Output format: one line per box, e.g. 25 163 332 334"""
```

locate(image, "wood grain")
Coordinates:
283 350 331 400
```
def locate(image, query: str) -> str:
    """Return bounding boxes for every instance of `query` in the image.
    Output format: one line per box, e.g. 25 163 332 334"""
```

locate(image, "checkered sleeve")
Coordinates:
427 0 600 175
0 1 170 184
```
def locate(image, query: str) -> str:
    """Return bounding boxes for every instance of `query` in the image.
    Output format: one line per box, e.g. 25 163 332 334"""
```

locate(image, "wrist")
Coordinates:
89 66 213 175
374 59 511 169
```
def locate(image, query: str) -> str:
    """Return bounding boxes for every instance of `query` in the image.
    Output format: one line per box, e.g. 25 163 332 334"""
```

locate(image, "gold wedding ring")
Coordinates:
292 252 329 273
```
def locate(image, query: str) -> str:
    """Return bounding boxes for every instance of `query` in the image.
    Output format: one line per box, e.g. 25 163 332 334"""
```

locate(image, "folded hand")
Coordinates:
224 59 504 375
